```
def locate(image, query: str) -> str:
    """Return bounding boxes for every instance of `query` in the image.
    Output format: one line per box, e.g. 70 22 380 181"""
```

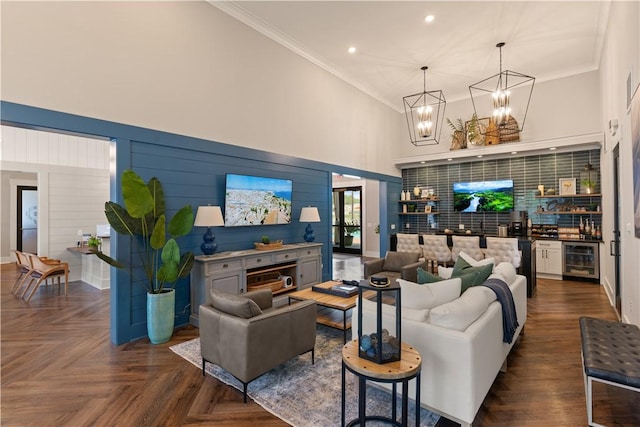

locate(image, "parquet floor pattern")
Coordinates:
1 260 638 426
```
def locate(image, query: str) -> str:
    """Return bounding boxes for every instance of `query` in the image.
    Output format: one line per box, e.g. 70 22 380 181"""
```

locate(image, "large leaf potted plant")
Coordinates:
93 169 195 344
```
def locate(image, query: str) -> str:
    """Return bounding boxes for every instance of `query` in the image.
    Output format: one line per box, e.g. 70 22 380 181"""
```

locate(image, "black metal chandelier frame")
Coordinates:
403 66 447 146
468 42 535 137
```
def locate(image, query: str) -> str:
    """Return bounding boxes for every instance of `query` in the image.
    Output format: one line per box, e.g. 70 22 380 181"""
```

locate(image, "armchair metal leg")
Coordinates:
243 382 248 403
202 358 206 376
312 348 315 365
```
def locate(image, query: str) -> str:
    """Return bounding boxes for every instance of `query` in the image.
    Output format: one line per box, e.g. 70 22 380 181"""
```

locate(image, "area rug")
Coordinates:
170 325 440 427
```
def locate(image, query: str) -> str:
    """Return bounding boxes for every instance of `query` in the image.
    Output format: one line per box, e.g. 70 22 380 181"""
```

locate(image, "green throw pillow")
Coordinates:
416 267 443 284
451 256 494 292
457 271 482 293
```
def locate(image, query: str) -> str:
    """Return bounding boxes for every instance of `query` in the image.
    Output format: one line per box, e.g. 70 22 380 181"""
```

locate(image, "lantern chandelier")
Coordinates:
403 66 446 146
469 42 535 138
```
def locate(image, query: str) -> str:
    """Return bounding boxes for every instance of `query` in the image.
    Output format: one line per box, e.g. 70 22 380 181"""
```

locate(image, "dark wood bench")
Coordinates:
579 316 640 427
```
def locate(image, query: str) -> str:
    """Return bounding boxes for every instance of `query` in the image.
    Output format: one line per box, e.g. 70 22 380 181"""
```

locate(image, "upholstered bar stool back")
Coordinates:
484 237 521 268
396 233 422 257
421 235 452 272
451 236 484 261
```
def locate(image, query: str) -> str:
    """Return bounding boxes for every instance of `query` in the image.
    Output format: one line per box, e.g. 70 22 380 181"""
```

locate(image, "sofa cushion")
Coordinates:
458 251 495 267
397 277 461 310
429 286 497 331
493 262 517 284
438 265 453 279
210 289 263 319
382 251 420 272
417 267 480 295
451 256 494 292
361 297 430 322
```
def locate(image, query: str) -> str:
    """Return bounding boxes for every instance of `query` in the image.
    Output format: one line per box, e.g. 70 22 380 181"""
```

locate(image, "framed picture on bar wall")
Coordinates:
559 178 576 195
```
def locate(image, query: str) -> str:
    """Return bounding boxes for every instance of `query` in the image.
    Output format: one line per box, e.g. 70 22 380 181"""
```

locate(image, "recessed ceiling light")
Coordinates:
447 158 453 161
511 151 518 155
424 15 435 23
549 147 557 151
420 161 426 164
348 46 356 54
477 155 483 158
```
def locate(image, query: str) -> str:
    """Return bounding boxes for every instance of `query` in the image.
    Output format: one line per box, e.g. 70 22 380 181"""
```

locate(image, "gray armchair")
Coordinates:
199 288 317 402
363 251 426 283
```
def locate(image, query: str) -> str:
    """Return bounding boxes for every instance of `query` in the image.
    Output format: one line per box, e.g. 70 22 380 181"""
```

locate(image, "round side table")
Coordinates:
341 339 422 426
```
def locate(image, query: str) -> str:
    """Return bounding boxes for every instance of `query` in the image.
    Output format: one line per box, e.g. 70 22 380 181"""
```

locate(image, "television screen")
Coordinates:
453 179 514 212
224 174 293 226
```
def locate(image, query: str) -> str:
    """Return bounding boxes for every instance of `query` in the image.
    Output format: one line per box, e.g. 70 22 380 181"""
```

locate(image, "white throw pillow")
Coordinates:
438 266 453 279
429 286 497 331
360 296 429 322
459 251 495 267
397 278 461 310
493 262 517 284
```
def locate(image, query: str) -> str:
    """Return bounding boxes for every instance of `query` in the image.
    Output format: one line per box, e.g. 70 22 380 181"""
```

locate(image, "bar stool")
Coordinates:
484 237 521 268
421 234 452 273
451 235 484 262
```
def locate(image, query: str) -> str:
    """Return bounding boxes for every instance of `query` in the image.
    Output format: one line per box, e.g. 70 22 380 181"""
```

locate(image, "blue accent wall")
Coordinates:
1 101 401 344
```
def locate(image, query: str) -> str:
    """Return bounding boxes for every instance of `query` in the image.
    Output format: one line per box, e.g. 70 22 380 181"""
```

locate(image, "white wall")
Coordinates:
395 70 602 158
1 1 403 177
0 126 110 284
598 1 640 326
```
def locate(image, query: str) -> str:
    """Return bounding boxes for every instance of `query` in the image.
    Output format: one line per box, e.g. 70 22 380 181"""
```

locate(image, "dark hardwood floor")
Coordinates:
1 259 638 426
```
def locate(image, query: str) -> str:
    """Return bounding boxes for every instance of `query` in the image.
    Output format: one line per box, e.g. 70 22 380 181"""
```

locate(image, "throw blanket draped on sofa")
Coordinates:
482 278 519 343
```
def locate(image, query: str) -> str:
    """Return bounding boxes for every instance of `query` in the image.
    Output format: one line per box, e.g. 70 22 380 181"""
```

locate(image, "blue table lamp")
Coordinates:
194 205 225 255
299 206 321 242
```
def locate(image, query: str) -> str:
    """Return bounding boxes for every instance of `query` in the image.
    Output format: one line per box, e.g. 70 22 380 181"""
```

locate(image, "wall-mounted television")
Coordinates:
224 174 293 226
453 179 514 212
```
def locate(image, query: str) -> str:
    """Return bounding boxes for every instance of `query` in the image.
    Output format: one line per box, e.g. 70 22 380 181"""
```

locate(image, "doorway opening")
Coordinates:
332 187 362 254
17 185 38 254
612 144 622 319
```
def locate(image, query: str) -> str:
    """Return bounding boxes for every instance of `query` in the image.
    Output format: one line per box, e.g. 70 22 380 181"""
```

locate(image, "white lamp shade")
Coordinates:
194 206 225 227
299 207 320 223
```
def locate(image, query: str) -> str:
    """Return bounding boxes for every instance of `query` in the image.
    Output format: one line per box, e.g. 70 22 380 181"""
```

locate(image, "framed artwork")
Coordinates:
420 188 434 199
424 205 432 213
631 83 640 238
559 178 577 195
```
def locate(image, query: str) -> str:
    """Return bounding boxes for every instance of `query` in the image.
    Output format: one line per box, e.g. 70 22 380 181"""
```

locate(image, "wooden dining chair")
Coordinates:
10 250 34 295
21 253 69 302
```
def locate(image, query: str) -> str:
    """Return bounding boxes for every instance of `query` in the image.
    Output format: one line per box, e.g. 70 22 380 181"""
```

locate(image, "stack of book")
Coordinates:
312 283 358 297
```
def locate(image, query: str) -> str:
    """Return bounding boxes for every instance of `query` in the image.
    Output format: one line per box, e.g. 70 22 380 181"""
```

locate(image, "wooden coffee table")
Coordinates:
288 281 361 343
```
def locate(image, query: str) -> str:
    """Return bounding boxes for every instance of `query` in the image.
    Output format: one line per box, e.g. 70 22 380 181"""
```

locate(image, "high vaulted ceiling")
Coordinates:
211 1 611 112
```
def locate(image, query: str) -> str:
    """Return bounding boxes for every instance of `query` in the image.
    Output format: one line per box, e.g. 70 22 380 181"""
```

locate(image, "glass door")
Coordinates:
17 185 38 254
332 187 362 254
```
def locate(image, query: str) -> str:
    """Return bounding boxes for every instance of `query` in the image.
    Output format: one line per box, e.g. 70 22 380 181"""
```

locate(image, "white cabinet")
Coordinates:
536 240 563 279
190 243 322 326
297 245 322 289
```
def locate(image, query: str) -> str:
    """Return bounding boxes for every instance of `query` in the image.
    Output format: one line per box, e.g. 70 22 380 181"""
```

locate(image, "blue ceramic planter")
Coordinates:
147 289 175 344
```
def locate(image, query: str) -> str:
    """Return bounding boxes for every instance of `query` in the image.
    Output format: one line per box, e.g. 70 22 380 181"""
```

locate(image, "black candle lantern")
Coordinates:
357 280 401 364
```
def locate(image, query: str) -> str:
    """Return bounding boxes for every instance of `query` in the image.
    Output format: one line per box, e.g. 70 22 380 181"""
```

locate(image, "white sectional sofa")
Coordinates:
352 263 527 427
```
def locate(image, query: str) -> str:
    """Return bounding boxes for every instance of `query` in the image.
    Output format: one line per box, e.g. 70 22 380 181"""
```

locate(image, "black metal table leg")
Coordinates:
341 361 346 427
402 379 409 425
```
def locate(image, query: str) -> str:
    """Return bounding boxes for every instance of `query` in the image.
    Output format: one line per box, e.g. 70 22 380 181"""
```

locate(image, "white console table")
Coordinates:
189 242 322 327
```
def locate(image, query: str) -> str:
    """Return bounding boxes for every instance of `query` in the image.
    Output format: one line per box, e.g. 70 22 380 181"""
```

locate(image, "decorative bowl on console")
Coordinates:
254 240 283 251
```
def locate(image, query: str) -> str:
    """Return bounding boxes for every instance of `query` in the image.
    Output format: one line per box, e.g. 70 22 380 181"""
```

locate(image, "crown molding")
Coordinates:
208 1 400 112
393 132 603 169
